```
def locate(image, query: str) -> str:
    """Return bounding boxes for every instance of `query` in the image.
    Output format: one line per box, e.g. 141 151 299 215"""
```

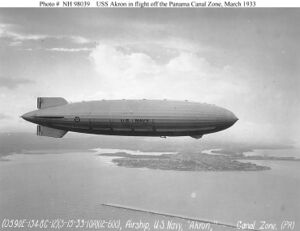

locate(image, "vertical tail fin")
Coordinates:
37 125 67 138
37 97 68 109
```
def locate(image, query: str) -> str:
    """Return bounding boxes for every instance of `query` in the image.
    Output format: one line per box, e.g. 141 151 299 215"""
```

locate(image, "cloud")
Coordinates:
0 23 46 41
8 32 47 41
90 44 158 79
0 23 7 37
0 23 92 47
0 77 34 89
46 47 92 52
70 36 91 44
89 43 244 102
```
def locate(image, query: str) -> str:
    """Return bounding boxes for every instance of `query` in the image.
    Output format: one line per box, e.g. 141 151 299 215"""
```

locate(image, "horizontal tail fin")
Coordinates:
37 125 67 138
37 97 68 109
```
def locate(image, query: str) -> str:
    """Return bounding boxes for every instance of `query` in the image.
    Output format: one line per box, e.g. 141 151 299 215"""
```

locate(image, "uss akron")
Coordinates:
22 97 238 138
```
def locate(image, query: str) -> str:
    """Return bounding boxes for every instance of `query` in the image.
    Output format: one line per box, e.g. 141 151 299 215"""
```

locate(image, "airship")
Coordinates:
21 97 238 138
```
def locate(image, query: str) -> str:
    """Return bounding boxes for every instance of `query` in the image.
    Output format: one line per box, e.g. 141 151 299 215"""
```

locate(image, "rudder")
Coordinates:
37 97 68 109
37 125 67 138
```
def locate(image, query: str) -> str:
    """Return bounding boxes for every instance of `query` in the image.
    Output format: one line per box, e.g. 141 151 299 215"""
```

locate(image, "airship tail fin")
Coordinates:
37 125 67 138
37 97 68 109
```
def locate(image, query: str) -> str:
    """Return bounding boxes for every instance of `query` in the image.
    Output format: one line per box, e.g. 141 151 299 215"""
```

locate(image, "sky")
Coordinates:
0 9 299 146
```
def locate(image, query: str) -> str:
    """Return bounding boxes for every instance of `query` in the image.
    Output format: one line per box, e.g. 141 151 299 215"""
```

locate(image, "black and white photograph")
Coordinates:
0 5 299 231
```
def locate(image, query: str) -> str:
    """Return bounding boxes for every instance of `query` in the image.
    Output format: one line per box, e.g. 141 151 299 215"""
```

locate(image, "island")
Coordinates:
99 152 270 171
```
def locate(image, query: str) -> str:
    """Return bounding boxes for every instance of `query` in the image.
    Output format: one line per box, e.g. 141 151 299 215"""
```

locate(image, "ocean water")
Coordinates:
92 148 178 156
0 149 299 229
244 148 300 158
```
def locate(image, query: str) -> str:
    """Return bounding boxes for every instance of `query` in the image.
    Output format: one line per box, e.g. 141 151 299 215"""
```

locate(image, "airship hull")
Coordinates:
22 98 238 138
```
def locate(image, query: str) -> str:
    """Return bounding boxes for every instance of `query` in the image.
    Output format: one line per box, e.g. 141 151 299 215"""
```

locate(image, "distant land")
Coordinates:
0 132 293 157
1 133 298 172
211 149 300 161
100 152 270 171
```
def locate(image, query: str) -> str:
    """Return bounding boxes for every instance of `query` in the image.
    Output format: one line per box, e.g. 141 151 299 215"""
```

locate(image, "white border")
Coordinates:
0 0 299 8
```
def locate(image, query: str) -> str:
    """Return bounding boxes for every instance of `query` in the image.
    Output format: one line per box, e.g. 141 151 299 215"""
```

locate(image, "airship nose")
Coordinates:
233 114 239 123
21 111 35 122
225 110 238 126
212 106 238 129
